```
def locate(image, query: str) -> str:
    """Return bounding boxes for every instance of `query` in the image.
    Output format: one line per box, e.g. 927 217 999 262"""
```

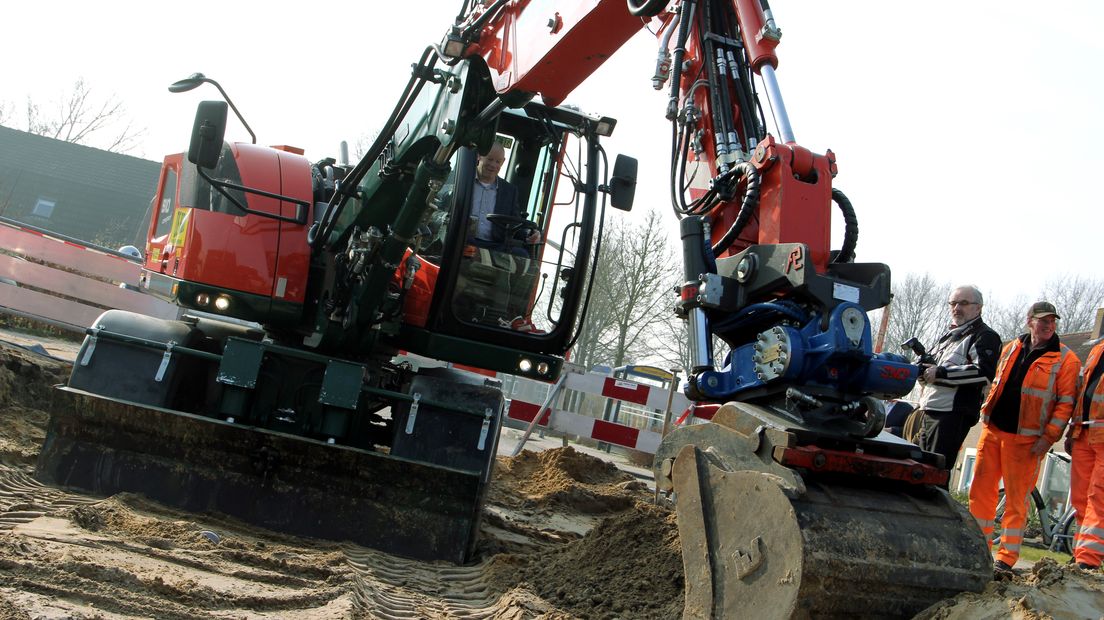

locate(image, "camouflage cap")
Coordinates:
1028 301 1060 319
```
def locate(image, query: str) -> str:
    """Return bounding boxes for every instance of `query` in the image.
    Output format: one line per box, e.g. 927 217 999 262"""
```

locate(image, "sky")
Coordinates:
3 1 1102 307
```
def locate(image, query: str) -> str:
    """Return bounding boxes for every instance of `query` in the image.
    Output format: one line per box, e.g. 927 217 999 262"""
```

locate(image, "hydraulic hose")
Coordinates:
831 188 858 263
709 162 761 256
310 47 438 250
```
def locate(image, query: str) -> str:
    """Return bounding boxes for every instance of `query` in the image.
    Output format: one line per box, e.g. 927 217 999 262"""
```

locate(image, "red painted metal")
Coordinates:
149 145 313 305
507 399 552 425
591 418 639 448
146 154 182 277
397 250 440 328
732 0 779 71
476 0 645 106
775 445 950 487
602 377 651 406
748 137 834 269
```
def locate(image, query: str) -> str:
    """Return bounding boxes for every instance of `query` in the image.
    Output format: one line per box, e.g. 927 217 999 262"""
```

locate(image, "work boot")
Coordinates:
1076 562 1099 570
993 560 1014 580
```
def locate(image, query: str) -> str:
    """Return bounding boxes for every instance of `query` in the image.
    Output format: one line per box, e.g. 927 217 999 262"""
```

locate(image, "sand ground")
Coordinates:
0 334 1101 619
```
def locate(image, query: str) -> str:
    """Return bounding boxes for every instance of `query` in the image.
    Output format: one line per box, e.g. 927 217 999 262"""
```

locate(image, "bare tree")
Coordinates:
17 78 144 153
572 209 679 371
650 310 731 376
985 294 1031 341
880 272 951 358
984 275 1104 340
1040 274 1104 335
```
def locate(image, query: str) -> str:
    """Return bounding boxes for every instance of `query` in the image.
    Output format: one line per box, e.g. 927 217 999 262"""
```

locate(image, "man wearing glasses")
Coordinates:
915 286 1001 483
969 300 1081 574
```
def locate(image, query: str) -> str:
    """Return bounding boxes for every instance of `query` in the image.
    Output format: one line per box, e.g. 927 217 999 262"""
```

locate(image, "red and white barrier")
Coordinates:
0 218 178 330
506 370 692 455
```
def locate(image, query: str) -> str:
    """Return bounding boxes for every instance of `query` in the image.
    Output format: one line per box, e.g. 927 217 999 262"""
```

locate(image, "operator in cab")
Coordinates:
970 301 1080 575
468 141 539 255
914 285 1001 485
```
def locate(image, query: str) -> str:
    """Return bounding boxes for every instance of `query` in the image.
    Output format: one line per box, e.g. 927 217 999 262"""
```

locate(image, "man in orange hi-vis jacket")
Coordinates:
1066 337 1104 570
969 301 1080 575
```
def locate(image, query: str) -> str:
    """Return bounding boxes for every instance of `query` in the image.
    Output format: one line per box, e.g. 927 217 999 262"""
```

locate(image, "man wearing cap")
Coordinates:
915 285 1001 483
969 301 1080 575
1066 337 1104 570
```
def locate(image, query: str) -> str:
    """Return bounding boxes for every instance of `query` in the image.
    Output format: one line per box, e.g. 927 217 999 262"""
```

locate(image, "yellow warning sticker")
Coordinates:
169 207 190 249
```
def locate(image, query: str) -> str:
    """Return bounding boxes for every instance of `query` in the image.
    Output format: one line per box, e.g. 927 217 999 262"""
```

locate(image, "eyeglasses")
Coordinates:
948 301 977 308
1033 316 1059 325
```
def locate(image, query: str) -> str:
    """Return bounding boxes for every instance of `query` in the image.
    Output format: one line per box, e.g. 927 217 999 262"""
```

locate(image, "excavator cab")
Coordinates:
391 102 632 381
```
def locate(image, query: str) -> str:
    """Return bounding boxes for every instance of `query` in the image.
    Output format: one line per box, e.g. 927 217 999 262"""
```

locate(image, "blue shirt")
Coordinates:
471 179 498 241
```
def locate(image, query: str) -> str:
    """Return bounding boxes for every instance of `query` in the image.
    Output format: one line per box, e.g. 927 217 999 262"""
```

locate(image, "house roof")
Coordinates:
0 125 161 248
1060 331 1099 361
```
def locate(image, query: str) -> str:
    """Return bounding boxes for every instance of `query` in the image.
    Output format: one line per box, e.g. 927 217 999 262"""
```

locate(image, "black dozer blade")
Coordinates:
37 387 487 564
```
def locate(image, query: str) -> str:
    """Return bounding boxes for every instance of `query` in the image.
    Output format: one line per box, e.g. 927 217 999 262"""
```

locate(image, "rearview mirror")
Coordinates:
609 154 637 212
188 101 228 169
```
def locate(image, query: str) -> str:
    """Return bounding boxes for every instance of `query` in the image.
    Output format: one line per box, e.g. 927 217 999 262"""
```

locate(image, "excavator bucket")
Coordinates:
37 387 493 564
657 405 992 619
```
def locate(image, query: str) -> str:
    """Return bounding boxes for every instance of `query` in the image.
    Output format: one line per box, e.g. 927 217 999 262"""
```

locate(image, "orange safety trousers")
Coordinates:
1070 436 1104 567
969 425 1042 566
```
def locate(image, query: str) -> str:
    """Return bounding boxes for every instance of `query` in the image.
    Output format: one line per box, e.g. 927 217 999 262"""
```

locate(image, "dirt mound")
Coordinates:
488 446 639 514
0 342 69 467
488 502 684 620
915 557 1104 620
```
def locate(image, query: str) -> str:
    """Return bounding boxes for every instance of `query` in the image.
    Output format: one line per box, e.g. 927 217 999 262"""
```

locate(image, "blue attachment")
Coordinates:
694 301 917 401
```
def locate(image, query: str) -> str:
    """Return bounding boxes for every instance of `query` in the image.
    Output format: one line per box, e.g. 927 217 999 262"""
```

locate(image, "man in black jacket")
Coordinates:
468 142 538 255
916 285 1002 484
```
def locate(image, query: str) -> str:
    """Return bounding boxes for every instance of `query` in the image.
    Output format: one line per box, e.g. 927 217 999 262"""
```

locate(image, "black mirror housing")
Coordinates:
188 101 228 169
609 154 637 212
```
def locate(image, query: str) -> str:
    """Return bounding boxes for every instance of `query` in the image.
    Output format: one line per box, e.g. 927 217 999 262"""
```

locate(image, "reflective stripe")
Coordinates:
977 519 995 529
1003 528 1023 537
1081 526 1104 539
1020 428 1043 437
1003 542 1022 552
1036 354 1063 429
1075 540 1104 554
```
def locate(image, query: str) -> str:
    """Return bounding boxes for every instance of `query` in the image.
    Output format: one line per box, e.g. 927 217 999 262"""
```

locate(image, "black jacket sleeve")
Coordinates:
935 327 1002 386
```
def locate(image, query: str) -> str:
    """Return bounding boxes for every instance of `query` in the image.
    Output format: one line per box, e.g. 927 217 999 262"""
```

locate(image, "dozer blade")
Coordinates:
662 406 992 619
37 387 487 564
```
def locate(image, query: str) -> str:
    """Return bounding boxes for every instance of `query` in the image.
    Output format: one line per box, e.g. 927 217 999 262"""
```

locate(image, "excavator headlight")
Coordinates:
214 295 231 312
441 30 466 59
537 362 550 375
195 293 210 307
518 358 533 373
595 116 616 137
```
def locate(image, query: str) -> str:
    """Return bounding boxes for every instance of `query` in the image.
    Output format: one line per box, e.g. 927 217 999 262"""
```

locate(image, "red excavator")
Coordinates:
36 1 991 617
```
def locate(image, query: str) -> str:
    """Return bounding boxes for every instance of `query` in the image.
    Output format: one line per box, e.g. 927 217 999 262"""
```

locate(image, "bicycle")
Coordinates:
992 452 1077 553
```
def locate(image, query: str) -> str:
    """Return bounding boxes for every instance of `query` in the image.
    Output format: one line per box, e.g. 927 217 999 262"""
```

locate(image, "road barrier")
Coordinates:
506 369 692 455
0 217 177 332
